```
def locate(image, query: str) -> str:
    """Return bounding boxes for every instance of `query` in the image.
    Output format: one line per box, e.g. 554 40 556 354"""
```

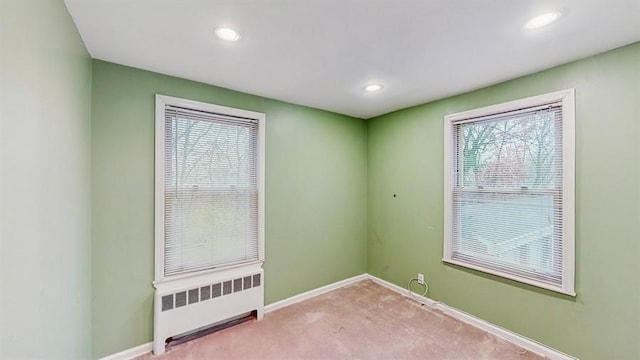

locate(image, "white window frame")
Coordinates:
443 89 575 296
153 94 265 285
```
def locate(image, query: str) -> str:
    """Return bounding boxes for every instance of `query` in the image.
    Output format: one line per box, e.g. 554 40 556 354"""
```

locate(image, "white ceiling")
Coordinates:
65 0 640 119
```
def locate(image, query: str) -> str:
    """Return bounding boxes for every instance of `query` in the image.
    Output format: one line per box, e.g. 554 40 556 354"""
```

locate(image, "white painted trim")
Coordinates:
102 273 576 360
153 94 266 285
365 274 578 360
154 95 166 283
102 275 366 359
366 273 435 305
153 262 263 293
442 88 576 296
442 109 454 262
99 342 152 360
257 100 266 264
560 89 576 295
264 274 368 313
443 89 574 122
442 258 576 297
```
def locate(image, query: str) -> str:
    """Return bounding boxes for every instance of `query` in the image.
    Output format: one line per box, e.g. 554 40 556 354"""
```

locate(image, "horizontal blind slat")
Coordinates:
452 104 564 287
166 105 259 124
164 104 259 276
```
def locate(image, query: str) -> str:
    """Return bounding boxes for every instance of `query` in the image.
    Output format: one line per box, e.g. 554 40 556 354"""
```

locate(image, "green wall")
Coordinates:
0 0 93 358
3 3 638 357
367 42 640 359
91 60 368 358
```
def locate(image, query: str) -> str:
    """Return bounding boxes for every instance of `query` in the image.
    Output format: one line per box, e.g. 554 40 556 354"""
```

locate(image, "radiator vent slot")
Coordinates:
161 295 173 311
223 281 232 295
175 291 187 308
212 283 222 298
188 288 199 304
161 273 261 312
201 285 211 301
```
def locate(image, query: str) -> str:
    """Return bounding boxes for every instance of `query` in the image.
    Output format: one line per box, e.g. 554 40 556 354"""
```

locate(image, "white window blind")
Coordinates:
158 98 263 278
444 90 575 295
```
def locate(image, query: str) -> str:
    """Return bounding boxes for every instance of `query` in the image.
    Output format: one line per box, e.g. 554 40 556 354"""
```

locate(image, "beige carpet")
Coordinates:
141 280 541 359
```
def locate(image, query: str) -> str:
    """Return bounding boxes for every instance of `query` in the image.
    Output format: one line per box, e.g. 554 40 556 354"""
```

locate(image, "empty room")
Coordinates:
1 0 639 359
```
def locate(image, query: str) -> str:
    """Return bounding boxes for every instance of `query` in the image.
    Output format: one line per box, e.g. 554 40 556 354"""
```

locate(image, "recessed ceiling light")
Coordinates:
364 84 383 92
525 12 560 29
214 27 241 42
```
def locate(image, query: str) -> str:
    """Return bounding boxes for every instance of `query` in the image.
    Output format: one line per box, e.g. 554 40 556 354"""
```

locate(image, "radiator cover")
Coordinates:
153 263 264 355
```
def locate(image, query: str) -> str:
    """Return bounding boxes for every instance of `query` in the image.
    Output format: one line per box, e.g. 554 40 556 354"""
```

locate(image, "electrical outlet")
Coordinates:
417 273 425 284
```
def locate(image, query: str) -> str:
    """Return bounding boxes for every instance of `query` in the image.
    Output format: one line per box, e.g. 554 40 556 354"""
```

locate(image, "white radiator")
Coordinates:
153 264 264 355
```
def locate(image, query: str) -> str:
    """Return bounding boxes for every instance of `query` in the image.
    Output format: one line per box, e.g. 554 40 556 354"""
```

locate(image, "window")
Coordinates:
154 95 265 283
443 89 575 295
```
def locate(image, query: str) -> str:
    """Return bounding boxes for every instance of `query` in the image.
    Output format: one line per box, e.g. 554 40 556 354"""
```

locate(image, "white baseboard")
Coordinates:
99 342 152 360
365 273 578 360
99 274 366 360
366 273 436 305
101 272 577 360
264 273 368 313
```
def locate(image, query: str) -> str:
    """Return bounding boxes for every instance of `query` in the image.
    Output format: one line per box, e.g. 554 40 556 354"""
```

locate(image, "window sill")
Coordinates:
153 260 263 292
442 257 575 297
